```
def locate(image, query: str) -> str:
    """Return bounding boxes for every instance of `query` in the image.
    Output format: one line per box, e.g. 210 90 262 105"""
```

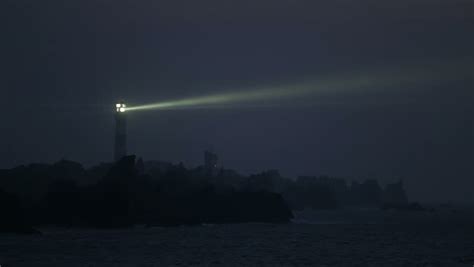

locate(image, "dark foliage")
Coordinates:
0 156 293 230
0 155 411 231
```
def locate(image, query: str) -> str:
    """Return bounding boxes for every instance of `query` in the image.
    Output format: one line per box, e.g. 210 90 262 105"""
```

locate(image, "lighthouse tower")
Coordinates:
114 101 127 161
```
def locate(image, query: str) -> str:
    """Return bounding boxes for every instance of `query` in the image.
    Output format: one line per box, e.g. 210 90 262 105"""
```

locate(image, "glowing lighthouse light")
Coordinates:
116 103 126 112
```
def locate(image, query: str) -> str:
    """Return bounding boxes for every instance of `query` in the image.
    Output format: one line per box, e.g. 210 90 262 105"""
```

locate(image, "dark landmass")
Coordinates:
0 156 293 232
0 153 417 233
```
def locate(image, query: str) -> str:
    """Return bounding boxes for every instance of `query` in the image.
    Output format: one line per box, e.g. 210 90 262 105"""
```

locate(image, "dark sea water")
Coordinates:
1 209 473 266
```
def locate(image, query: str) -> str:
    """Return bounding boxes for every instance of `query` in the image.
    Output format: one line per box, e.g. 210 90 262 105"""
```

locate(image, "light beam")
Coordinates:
124 63 471 112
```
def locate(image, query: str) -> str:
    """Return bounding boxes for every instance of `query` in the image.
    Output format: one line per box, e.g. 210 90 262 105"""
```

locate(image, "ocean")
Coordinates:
1 209 473 266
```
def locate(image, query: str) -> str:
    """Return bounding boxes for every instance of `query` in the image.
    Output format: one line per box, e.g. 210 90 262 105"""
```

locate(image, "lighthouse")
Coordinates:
114 101 127 161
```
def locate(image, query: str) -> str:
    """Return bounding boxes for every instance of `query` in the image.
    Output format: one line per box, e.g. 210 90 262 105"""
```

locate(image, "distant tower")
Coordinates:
204 150 218 176
114 101 127 161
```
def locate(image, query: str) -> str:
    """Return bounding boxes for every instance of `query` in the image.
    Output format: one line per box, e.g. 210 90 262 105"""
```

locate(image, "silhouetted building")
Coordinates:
204 150 218 176
114 102 127 161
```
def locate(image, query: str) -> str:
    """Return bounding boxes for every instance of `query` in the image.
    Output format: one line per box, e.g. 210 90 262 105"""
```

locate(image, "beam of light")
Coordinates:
124 63 472 112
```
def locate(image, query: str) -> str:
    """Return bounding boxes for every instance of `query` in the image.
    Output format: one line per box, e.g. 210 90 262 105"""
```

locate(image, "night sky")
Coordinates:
2 0 473 202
